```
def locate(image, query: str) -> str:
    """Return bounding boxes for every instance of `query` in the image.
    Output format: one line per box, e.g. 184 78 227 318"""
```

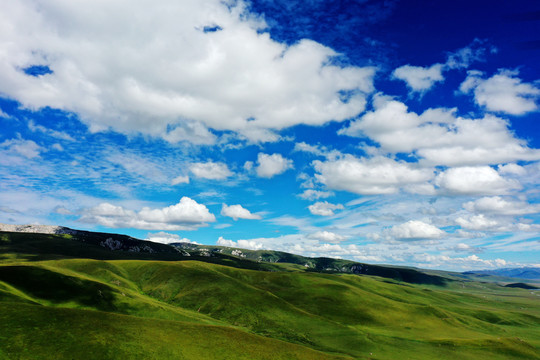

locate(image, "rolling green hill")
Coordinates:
1 229 539 359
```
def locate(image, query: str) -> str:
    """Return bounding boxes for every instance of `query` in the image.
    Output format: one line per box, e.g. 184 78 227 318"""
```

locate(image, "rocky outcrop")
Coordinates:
0 223 78 235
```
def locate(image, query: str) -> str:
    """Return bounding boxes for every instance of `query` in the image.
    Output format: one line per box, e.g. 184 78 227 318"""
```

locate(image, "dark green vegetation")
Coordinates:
504 283 539 290
1 230 540 359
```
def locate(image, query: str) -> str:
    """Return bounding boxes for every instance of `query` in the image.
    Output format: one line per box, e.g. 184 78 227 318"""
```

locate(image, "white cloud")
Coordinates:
445 39 497 69
53 206 72 215
255 153 293 178
451 243 483 253
294 142 327 156
0 138 43 159
463 196 540 216
456 213 540 233
392 64 444 92
340 96 540 166
412 253 507 270
0 108 9 118
243 161 254 171
298 189 334 201
210 231 521 271
146 231 195 244
455 214 500 231
28 120 75 141
0 0 375 143
215 234 370 259
80 197 216 230
171 175 190 185
162 120 217 145
308 201 344 216
388 220 445 241
217 236 264 250
108 152 168 183
436 166 521 195
498 163 526 176
391 39 496 93
307 230 347 243
221 203 261 220
313 155 434 195
460 69 539 115
190 161 232 180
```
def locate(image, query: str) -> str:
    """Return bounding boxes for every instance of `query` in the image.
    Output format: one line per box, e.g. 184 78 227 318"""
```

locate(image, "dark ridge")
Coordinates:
1 229 450 286
504 283 539 290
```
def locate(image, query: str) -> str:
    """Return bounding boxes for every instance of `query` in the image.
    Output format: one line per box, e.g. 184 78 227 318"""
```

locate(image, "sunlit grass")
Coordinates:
1 231 539 359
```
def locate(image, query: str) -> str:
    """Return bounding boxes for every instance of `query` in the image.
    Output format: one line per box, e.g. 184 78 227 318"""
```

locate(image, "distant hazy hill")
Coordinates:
464 268 540 281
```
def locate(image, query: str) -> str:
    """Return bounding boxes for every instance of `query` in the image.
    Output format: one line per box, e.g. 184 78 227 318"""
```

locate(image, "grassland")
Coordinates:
1 231 539 359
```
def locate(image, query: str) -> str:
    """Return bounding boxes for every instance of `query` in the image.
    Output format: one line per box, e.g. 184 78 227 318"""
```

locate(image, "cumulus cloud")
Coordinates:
436 166 521 195
460 69 539 115
294 142 327 156
146 231 195 244
308 201 344 216
80 197 216 230
313 155 434 195
391 39 496 93
463 196 540 216
497 163 526 176
162 120 217 145
217 236 264 250
255 153 293 178
307 230 347 243
0 0 375 143
387 220 445 241
0 138 43 159
340 95 540 166
456 213 540 233
171 175 190 185
190 161 232 180
392 64 444 92
298 189 334 201
221 203 261 220
413 253 507 270
455 214 500 231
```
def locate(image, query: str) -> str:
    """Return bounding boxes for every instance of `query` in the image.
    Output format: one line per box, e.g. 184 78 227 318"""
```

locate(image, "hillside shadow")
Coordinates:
0 265 122 311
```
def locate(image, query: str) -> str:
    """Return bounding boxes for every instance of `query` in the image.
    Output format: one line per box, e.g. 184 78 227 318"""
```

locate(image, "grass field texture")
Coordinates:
1 231 539 359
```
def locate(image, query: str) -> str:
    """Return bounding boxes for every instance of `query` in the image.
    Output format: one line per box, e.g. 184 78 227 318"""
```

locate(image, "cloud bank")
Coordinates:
80 197 215 230
0 0 375 143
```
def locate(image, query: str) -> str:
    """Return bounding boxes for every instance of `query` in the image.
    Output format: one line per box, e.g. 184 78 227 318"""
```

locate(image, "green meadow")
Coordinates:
1 231 539 359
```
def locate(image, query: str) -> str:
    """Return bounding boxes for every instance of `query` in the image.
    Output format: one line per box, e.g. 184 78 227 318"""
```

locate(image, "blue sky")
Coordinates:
1 0 539 271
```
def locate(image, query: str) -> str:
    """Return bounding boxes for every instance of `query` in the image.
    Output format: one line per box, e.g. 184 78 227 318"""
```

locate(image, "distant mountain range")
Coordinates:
1 223 538 284
464 268 540 281
0 223 451 285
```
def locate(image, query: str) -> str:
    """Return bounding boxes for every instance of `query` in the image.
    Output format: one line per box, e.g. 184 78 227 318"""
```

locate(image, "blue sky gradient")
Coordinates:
1 0 539 270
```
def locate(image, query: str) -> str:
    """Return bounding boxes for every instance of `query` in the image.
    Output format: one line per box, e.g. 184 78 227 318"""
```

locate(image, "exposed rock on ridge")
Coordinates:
0 223 78 235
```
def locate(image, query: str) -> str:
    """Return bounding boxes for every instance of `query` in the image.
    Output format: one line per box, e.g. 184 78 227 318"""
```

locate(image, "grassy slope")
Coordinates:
1 231 539 359
0 303 350 360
